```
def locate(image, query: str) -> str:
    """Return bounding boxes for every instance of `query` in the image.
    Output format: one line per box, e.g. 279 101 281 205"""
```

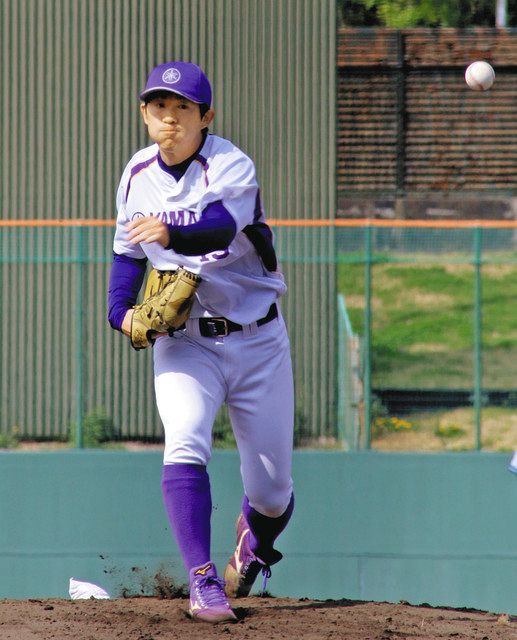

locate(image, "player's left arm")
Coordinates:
200 151 279 271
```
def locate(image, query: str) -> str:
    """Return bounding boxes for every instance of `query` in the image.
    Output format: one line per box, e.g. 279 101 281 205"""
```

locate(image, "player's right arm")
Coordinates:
126 199 237 255
107 252 147 335
125 142 275 269
108 157 149 336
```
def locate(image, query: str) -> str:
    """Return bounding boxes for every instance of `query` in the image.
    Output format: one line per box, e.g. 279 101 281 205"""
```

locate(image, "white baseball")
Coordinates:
465 61 495 91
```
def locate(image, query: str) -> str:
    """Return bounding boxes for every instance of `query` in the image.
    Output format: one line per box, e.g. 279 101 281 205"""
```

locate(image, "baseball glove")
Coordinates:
130 268 202 350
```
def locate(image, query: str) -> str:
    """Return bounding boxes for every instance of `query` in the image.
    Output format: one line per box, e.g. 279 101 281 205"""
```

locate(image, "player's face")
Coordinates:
140 94 214 164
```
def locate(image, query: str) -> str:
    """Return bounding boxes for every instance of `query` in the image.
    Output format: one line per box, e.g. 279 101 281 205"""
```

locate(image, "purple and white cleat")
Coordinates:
224 513 282 598
188 562 237 623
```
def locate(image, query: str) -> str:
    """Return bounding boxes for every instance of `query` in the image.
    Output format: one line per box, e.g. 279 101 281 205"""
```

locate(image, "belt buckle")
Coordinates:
206 318 229 337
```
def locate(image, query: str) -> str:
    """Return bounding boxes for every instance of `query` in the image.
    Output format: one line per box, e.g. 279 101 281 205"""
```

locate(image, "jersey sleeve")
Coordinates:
199 150 262 231
107 252 147 331
166 200 237 255
112 163 148 259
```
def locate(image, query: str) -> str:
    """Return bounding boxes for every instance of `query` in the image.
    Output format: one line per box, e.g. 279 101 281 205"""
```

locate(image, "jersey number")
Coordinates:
199 248 230 263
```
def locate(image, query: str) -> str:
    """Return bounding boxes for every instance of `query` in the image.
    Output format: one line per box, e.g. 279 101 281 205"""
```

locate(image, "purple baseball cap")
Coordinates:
140 61 212 106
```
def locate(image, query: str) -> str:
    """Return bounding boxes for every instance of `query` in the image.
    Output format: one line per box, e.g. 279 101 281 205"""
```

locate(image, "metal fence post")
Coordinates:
364 225 373 448
337 295 346 447
75 226 85 448
395 30 407 198
473 227 483 450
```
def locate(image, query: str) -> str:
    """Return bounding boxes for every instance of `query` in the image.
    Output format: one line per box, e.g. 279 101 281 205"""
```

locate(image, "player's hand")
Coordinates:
127 217 170 247
121 308 166 342
121 309 134 337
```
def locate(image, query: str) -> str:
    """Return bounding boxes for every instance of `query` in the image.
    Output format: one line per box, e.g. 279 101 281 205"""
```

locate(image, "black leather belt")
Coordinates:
198 303 277 338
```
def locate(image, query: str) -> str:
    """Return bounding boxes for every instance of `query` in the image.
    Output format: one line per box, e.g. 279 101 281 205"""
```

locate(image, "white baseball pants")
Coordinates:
153 312 294 517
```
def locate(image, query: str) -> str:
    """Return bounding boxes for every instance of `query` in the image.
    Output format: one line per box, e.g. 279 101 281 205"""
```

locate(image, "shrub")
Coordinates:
69 408 118 447
212 406 236 448
0 426 20 449
434 424 466 439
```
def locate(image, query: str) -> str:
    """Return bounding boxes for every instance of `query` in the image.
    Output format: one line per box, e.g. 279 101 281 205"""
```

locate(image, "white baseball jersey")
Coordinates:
113 133 286 324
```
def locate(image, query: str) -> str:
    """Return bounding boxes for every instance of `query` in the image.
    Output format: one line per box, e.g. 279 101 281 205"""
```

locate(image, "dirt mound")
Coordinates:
0 596 515 640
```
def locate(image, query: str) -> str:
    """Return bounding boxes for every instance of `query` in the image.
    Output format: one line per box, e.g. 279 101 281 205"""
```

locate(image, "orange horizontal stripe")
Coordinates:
1 218 517 229
269 218 517 229
0 219 115 227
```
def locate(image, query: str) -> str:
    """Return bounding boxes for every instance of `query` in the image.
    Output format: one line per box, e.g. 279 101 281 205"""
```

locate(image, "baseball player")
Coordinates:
107 61 295 623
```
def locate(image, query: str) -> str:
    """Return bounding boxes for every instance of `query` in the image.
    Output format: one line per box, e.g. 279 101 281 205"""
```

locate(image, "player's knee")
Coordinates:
163 442 211 466
254 503 286 518
247 485 293 518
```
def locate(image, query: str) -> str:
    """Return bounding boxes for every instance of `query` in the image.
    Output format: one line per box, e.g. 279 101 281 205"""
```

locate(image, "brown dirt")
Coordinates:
0 596 516 640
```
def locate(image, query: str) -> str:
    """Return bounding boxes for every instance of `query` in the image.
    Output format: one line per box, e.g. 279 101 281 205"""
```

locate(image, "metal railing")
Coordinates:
0 219 336 448
2 219 516 450
334 218 517 449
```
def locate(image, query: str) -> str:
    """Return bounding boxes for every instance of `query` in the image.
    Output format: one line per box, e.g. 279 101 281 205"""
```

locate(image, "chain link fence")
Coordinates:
2 220 516 452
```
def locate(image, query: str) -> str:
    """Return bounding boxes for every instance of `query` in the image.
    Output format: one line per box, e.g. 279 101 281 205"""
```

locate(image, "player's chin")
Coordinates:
159 137 181 151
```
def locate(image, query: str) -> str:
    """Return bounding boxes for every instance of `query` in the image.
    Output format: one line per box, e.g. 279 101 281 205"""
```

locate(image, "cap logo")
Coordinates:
162 68 181 84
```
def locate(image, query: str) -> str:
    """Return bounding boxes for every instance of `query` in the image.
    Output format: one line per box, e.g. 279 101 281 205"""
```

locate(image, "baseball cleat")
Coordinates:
224 513 282 598
188 562 237 623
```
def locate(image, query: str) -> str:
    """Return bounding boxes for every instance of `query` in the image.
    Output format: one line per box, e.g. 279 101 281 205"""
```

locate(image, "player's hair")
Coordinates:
143 90 210 120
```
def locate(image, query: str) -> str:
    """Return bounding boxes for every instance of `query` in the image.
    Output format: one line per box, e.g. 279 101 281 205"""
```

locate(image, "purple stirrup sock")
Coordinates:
161 463 212 574
242 493 294 560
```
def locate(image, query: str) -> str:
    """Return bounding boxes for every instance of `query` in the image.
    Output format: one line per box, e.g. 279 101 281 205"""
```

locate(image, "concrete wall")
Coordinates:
1 450 516 614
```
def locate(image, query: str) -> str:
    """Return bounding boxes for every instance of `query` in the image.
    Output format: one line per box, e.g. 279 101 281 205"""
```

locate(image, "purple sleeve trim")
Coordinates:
196 153 208 169
166 200 236 256
107 253 148 331
126 155 158 200
195 155 210 186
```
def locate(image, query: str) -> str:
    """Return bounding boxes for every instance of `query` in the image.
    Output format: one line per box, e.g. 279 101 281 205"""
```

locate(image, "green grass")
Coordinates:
372 406 517 452
338 259 517 388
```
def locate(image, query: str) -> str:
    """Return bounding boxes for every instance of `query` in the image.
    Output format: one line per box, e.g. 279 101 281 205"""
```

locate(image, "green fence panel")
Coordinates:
336 222 517 450
0 0 337 447
337 294 361 450
2 221 517 451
